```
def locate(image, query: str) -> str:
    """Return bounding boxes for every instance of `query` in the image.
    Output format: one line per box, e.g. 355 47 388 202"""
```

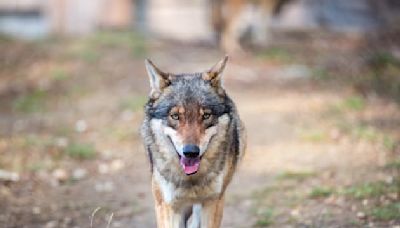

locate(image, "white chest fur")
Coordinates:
153 169 225 207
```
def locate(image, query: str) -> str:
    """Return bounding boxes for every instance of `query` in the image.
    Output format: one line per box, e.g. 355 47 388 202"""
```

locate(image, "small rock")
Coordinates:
100 150 113 160
61 217 73 226
75 120 87 133
95 181 114 192
32 206 41 215
38 170 59 187
0 170 19 182
357 211 367 220
385 176 394 184
110 159 124 171
392 47 400 59
324 195 337 204
290 209 300 217
72 168 87 180
45 221 58 228
116 207 134 217
98 163 109 174
55 137 69 148
362 199 369 206
112 221 122 227
388 193 398 200
52 169 69 182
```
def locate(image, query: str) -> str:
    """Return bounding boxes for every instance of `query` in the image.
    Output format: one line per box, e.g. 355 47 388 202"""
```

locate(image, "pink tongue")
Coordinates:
180 157 200 175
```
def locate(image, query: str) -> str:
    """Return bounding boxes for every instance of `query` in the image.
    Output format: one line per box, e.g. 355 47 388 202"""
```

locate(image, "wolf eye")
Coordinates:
202 113 211 120
170 113 179 120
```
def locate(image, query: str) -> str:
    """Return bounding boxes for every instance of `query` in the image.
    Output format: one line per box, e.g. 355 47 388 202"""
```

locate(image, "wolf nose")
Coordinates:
182 144 200 158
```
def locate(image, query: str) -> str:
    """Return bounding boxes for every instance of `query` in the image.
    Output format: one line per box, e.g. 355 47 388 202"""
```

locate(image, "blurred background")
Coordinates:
0 0 399 227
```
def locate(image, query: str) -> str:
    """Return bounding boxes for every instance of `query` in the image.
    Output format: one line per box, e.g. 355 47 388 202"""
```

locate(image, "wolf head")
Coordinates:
144 56 232 176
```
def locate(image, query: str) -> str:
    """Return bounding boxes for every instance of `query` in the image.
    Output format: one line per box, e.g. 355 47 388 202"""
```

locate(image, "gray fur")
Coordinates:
141 73 239 185
140 58 246 227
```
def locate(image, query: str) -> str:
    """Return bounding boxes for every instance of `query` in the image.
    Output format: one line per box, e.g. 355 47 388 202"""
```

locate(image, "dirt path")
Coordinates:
0 35 399 227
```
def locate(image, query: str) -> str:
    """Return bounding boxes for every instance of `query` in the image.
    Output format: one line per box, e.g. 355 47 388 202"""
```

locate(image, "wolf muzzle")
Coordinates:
182 144 200 158
181 144 201 175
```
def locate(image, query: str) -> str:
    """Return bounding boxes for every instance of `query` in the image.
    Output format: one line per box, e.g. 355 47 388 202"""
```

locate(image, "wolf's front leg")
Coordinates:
154 201 185 228
200 197 225 228
152 180 186 228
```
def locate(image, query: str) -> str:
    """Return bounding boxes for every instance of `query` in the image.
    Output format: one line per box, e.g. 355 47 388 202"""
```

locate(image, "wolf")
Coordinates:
211 0 291 53
141 56 246 228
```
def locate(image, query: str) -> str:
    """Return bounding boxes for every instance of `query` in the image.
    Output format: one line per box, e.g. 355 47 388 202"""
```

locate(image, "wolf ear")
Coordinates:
203 55 228 88
145 59 170 99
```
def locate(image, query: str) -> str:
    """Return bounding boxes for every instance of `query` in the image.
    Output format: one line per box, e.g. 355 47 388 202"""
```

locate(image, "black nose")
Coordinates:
182 144 200 158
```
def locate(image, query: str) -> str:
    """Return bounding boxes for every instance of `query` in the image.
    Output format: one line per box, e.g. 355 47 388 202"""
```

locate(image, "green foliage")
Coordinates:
21 135 53 149
77 47 99 63
120 96 147 111
0 34 13 43
341 181 398 199
13 90 47 113
63 31 147 63
254 208 275 227
66 39 99 63
382 136 397 151
326 96 365 117
312 67 330 80
28 162 47 172
251 185 282 202
342 96 365 111
65 143 96 160
257 47 292 62
331 113 395 151
369 51 399 69
370 203 400 221
364 51 400 102
277 171 315 181
298 129 328 142
353 125 380 142
309 186 334 198
106 126 136 141
350 126 397 151
385 159 400 170
89 31 147 58
51 67 68 81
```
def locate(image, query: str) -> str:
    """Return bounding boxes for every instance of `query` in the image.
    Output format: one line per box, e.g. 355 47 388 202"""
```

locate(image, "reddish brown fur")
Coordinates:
211 0 281 52
170 105 208 145
142 56 246 228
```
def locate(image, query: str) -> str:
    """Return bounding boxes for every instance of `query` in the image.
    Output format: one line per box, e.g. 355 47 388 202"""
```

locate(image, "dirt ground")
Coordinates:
0 32 399 228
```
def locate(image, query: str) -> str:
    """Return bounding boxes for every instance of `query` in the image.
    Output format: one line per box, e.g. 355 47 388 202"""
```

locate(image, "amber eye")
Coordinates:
202 113 211 120
170 113 179 120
